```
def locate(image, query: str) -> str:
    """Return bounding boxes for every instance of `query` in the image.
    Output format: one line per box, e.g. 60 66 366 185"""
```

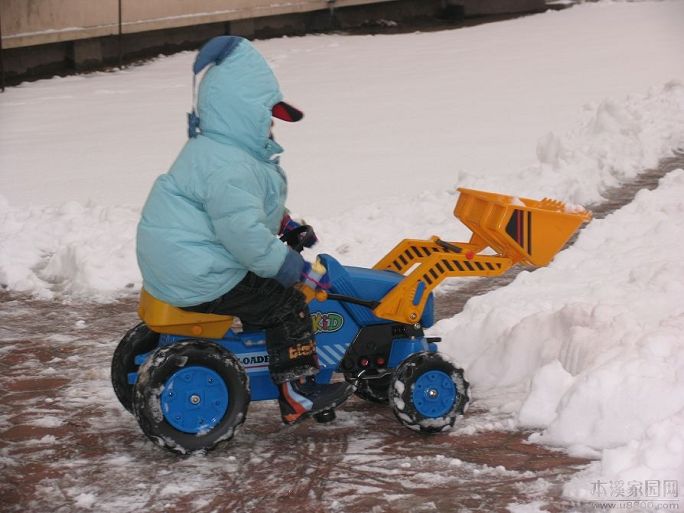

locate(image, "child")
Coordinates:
136 36 353 424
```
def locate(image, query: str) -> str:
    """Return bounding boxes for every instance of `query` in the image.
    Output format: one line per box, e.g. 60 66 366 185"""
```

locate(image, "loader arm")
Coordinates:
371 237 513 323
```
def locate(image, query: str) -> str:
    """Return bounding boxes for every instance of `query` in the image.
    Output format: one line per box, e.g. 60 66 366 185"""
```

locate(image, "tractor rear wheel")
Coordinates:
111 323 159 413
132 340 250 455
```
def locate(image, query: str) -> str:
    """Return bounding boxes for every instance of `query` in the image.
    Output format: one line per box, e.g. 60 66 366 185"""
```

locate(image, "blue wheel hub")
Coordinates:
412 370 457 418
161 366 229 434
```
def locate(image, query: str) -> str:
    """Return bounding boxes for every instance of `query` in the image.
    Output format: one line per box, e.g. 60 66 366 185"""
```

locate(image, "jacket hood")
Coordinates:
197 39 284 160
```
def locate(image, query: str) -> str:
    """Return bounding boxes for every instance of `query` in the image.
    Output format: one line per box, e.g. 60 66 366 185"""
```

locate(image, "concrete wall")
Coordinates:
0 0 547 85
450 0 545 16
1 0 395 49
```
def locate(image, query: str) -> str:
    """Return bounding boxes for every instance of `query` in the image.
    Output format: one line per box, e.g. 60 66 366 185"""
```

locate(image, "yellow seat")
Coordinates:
138 289 234 339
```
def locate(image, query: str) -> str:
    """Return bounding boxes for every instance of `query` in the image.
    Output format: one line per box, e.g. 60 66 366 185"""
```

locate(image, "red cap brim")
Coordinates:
272 101 304 122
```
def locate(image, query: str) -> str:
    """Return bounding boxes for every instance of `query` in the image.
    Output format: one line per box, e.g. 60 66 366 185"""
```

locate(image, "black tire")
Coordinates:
132 340 250 455
389 352 469 433
351 374 391 404
111 323 160 413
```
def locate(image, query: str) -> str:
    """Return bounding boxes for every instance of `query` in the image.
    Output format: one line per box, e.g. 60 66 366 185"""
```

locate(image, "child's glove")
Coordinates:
279 213 299 235
280 214 318 249
301 258 330 291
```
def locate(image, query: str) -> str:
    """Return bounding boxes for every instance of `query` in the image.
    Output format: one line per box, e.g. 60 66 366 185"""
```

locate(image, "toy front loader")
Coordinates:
366 188 592 324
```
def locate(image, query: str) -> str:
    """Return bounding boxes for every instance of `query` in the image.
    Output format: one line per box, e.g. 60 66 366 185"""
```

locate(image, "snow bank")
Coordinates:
0 201 139 300
436 170 684 491
522 81 684 204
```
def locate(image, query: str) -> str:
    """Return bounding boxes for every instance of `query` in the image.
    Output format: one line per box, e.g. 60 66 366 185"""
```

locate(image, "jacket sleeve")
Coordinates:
203 174 288 278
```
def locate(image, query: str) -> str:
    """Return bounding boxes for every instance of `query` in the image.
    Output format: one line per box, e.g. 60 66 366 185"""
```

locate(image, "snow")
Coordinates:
2 0 684 507
517 360 574 428
507 501 550 513
73 492 98 509
29 416 65 428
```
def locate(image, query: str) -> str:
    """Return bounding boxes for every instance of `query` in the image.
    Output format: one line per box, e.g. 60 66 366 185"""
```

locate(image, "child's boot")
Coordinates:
278 379 353 425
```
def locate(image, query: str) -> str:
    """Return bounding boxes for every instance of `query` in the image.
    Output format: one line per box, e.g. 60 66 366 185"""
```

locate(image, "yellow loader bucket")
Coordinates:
455 188 592 266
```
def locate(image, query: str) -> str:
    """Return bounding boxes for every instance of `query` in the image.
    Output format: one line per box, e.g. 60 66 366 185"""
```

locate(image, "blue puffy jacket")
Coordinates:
137 39 293 307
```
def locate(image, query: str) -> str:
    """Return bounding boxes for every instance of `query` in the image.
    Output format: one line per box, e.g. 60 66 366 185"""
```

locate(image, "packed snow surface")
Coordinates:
1 0 684 505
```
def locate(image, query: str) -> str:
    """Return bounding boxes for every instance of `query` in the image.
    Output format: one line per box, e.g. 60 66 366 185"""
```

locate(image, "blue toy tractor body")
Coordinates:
114 254 466 454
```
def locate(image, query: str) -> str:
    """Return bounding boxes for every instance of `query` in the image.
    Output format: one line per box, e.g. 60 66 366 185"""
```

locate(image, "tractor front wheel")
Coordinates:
389 352 469 433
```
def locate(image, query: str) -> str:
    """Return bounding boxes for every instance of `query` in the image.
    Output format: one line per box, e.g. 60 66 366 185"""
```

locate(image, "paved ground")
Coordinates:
1 153 682 513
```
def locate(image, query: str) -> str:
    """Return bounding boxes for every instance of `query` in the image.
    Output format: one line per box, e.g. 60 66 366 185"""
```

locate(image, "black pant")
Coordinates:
182 272 319 384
